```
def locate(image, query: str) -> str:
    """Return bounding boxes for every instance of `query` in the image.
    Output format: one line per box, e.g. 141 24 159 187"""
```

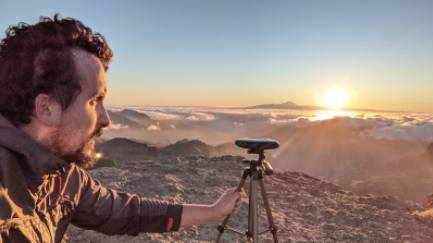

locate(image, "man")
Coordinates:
0 15 246 242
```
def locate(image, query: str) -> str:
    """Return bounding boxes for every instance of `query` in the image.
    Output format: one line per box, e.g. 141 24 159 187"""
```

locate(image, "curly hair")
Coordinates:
0 14 113 126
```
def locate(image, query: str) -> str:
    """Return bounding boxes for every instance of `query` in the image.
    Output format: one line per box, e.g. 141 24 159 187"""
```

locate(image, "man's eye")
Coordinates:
90 96 103 106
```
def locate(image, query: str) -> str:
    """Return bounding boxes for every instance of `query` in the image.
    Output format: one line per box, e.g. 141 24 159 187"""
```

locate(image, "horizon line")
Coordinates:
105 103 433 114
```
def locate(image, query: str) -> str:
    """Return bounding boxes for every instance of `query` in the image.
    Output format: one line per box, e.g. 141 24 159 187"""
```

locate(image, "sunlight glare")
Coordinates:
312 110 357 121
324 88 349 109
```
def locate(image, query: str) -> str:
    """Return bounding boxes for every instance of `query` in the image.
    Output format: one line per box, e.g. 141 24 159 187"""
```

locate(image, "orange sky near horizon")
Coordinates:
105 77 433 113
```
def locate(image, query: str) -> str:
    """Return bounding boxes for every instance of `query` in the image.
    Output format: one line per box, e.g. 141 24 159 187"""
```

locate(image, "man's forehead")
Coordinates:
71 48 106 91
71 48 102 71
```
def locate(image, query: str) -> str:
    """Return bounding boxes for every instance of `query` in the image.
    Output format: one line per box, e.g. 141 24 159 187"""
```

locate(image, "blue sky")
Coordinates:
1 1 432 111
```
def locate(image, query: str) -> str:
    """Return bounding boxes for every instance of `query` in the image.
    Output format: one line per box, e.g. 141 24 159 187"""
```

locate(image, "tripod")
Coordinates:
214 151 278 243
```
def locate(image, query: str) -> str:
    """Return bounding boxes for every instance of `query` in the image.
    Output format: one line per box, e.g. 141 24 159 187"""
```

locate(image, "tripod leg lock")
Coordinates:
242 168 250 179
271 226 278 234
217 225 226 233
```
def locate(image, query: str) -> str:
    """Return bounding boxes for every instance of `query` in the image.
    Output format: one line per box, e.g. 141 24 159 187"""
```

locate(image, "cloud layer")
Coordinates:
107 105 433 143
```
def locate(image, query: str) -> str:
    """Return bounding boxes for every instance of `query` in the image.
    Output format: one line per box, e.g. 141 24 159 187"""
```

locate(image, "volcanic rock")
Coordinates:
64 155 433 243
95 137 156 160
96 138 244 161
89 158 116 170
162 139 212 157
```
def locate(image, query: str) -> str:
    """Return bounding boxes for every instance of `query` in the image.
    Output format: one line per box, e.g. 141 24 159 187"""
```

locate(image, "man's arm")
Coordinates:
71 167 245 233
71 167 183 234
180 188 246 228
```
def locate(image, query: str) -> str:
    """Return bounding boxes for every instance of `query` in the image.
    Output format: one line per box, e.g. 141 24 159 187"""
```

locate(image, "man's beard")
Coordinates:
51 128 103 168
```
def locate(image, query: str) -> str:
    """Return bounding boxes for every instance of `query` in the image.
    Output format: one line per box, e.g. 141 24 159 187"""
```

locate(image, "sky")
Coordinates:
0 1 432 112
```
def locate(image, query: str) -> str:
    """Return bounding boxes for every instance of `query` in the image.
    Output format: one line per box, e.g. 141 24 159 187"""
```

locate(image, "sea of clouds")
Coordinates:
107 105 433 143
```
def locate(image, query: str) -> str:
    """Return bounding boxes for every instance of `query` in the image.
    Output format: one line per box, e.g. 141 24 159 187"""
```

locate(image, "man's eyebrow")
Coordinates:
90 91 106 99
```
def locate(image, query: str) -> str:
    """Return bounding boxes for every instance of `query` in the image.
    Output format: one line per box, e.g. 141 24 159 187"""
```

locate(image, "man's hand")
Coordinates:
179 188 247 228
211 188 247 220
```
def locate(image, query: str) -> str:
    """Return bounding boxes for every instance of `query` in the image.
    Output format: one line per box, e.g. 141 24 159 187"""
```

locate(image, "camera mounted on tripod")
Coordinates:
235 138 279 153
235 138 279 176
214 138 280 243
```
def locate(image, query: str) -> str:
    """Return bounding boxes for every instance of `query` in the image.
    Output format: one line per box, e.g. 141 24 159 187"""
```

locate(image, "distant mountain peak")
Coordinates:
176 139 190 144
261 101 297 107
279 101 297 106
117 109 152 120
249 101 298 109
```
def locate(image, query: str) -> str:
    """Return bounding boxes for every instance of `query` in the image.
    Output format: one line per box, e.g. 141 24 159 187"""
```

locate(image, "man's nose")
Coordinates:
97 104 111 128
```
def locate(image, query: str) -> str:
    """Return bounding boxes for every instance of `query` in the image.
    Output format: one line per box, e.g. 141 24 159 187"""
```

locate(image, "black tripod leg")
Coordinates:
251 179 259 242
247 178 254 242
258 179 279 243
215 168 249 243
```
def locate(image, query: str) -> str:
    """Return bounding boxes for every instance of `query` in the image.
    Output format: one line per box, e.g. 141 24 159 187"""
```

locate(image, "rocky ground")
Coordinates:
63 155 433 243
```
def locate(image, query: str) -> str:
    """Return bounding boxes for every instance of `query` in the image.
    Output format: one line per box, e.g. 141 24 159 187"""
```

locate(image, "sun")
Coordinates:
324 88 348 109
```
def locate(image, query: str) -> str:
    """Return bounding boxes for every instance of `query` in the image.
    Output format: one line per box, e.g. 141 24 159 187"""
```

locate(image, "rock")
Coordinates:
95 138 245 161
88 158 116 170
64 155 433 243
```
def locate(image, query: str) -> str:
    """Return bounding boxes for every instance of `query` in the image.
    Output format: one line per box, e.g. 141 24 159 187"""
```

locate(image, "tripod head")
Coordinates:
235 138 279 175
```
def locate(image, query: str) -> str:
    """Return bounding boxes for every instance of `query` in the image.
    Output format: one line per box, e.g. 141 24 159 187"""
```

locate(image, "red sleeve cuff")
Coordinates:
166 218 174 231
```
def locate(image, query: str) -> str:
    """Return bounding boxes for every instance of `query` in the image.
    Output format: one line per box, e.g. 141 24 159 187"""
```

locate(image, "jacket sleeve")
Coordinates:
70 167 183 235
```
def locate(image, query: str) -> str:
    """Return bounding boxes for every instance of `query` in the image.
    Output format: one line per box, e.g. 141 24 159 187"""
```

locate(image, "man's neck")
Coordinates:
19 121 53 152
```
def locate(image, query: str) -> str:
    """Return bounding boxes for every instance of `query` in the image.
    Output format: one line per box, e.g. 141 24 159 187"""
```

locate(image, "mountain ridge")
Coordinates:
94 137 245 162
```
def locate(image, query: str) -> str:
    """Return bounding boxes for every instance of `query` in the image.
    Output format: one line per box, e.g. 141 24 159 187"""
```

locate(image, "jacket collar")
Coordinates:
0 114 70 192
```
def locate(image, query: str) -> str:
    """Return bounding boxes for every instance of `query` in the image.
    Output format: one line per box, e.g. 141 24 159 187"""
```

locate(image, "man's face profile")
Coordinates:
50 48 110 168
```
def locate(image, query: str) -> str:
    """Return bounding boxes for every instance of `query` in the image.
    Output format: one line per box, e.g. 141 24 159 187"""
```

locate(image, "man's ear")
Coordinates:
34 94 61 127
